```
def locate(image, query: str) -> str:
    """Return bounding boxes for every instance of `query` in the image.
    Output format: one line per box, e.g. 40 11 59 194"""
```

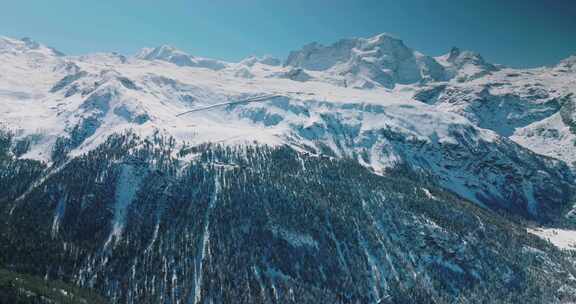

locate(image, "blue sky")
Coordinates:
1 0 575 67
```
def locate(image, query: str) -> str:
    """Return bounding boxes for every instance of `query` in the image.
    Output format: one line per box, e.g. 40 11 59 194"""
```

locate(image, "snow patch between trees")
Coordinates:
528 228 576 250
104 164 145 248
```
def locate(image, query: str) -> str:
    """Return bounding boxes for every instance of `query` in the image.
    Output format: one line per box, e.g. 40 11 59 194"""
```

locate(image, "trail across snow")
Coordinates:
176 94 282 117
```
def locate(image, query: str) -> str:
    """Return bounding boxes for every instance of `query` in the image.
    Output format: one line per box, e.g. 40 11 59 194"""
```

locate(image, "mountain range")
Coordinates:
0 33 575 303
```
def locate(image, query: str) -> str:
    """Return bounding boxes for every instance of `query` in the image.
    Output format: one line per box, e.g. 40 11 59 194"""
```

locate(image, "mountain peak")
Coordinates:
238 55 281 67
135 44 227 70
557 55 576 71
445 47 490 66
20 37 41 49
0 36 64 56
362 32 403 45
447 47 462 61
136 44 187 61
285 33 446 88
436 46 498 80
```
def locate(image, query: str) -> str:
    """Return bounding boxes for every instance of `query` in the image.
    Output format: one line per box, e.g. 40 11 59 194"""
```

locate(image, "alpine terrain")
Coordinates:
0 33 575 303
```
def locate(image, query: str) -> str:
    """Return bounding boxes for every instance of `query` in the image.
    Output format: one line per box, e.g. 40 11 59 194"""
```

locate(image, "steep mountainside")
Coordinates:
2 132 576 303
0 34 575 303
414 61 576 168
1 35 573 222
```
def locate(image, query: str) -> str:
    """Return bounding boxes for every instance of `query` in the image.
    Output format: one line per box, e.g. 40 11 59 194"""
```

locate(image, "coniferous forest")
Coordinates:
1 130 576 303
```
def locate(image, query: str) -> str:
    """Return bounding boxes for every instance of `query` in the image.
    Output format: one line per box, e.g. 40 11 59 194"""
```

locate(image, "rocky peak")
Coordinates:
445 47 495 69
437 47 498 81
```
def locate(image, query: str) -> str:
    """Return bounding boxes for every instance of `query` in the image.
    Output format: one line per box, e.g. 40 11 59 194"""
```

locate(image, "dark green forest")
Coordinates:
1 130 576 303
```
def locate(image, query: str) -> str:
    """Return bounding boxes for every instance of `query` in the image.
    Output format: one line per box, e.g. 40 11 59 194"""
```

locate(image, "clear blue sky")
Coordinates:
1 0 575 67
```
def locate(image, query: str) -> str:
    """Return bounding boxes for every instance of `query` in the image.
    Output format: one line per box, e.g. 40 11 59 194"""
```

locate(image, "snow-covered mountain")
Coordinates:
136 45 228 70
1 34 576 303
1 34 573 220
435 47 500 81
285 33 448 88
0 36 63 57
415 57 576 168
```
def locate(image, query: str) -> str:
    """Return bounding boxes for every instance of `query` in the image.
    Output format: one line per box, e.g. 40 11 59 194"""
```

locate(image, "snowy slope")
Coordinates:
0 34 574 221
414 61 576 168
